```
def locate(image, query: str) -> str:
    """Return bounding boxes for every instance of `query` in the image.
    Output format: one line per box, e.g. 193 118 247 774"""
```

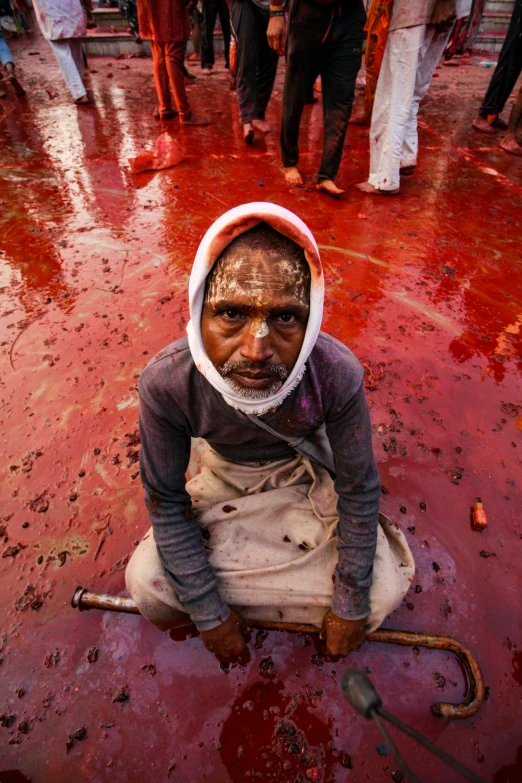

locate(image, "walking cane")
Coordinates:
72 587 485 721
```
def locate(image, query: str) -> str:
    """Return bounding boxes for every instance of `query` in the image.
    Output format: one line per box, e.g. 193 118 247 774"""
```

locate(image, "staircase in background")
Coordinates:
476 0 516 53
82 6 224 58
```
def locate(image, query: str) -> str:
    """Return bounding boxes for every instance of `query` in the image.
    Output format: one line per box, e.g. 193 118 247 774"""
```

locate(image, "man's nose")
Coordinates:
239 322 274 363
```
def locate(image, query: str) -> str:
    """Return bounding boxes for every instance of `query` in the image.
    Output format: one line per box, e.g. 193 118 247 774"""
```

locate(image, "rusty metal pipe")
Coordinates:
72 587 485 720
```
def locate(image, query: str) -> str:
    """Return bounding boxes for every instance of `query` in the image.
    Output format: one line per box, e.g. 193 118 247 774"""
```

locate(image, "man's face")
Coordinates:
201 248 310 400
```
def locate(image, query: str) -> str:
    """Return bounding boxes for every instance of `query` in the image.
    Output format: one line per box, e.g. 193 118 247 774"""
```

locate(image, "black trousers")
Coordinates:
480 0 522 117
281 0 365 182
201 0 231 69
231 0 279 123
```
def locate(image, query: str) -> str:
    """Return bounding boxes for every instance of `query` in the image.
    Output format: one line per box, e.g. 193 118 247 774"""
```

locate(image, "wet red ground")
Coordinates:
1 32 521 783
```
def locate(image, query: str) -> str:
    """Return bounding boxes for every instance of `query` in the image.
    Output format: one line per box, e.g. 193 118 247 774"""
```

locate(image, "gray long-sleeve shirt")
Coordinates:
138 332 381 631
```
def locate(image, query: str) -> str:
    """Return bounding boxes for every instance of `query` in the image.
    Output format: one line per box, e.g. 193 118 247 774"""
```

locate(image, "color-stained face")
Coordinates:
201 248 310 401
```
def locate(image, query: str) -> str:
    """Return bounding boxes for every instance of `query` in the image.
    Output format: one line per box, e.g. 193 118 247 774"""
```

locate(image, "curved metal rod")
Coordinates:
72 588 485 720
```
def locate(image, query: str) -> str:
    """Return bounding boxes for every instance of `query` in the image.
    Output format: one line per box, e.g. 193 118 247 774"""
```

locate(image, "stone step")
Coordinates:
475 32 510 53
481 11 512 31
82 30 224 57
484 0 515 12
82 31 150 57
92 8 129 31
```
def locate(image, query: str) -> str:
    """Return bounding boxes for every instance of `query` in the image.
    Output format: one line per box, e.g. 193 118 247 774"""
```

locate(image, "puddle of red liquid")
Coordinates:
219 678 341 782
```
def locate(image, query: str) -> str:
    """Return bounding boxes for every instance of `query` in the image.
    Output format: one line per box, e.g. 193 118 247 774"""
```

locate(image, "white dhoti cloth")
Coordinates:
126 447 415 633
368 24 453 192
48 38 86 101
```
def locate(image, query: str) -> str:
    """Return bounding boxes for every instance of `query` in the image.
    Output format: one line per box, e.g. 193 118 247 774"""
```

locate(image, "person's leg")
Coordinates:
280 4 324 180
151 39 175 116
200 0 218 70
217 0 231 69
251 3 278 125
164 40 191 117
316 8 365 193
126 529 193 631
48 39 87 101
164 39 210 124
231 0 261 139
500 86 522 154
400 24 451 173
69 38 85 80
474 0 522 131
356 25 423 194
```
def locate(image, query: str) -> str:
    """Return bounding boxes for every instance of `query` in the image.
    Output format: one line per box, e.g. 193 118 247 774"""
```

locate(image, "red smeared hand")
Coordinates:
320 611 367 657
200 609 249 661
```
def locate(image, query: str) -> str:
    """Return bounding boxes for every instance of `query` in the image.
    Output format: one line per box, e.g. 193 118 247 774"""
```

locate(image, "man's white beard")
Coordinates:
221 366 307 416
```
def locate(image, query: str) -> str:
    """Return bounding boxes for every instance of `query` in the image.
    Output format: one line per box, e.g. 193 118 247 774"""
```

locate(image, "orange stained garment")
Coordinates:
364 0 394 118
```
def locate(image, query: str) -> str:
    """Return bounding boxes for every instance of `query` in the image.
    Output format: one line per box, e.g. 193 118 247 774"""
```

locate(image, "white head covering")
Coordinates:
186 202 324 415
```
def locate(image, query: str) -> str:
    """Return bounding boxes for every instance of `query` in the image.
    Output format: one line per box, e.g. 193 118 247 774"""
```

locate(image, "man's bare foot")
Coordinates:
499 135 522 156
201 66 212 75
316 179 344 196
181 112 211 126
284 167 303 186
244 122 254 144
252 119 271 133
75 95 90 105
355 181 399 195
187 52 200 62
400 165 416 176
350 109 371 126
472 116 496 134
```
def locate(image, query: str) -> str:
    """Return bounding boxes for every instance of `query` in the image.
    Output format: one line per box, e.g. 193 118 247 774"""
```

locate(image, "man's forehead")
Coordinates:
206 250 310 303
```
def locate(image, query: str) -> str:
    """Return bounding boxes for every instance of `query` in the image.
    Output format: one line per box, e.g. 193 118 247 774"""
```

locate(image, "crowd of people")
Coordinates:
1 0 522 189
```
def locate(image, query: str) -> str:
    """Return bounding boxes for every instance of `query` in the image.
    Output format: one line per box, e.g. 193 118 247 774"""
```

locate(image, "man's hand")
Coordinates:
320 611 367 657
267 16 286 57
200 609 249 661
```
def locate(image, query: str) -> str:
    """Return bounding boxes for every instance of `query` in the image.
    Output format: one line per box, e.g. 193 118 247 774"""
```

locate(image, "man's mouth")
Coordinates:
231 370 279 389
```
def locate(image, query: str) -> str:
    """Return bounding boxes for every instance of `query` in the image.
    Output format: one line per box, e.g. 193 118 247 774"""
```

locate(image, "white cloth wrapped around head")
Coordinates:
186 202 324 415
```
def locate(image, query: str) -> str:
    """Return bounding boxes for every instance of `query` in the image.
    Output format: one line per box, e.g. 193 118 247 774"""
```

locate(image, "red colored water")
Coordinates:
0 32 521 783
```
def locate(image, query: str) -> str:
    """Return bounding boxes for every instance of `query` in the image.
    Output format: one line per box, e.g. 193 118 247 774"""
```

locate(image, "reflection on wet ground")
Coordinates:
0 31 521 783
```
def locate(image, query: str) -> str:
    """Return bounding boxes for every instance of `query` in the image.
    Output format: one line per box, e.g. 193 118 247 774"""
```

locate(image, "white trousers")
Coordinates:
48 38 86 101
368 24 452 191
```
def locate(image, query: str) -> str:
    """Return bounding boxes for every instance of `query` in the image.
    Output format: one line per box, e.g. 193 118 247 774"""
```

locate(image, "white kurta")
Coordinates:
32 0 86 41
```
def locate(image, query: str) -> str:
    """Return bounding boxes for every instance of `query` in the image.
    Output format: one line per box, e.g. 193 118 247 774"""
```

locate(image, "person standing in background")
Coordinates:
200 0 231 74
32 0 89 104
472 0 522 136
0 25 26 98
231 0 279 144
350 0 394 126
268 0 366 195
137 0 211 124
356 0 472 195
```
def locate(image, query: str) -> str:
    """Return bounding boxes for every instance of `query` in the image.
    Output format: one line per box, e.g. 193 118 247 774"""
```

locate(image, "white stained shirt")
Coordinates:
32 0 86 41
390 0 473 32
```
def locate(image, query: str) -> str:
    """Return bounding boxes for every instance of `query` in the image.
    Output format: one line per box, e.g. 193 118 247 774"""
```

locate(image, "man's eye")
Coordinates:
277 313 296 323
221 310 242 320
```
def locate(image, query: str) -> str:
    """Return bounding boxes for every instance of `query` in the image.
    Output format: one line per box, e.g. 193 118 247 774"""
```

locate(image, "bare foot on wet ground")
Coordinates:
355 181 399 195
284 167 303 186
500 135 522 156
316 179 345 196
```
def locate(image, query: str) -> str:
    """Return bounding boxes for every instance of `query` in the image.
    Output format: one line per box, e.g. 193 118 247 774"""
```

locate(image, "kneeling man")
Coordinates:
126 202 414 660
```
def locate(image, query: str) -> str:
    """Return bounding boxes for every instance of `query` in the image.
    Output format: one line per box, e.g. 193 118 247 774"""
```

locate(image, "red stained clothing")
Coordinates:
137 0 190 43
